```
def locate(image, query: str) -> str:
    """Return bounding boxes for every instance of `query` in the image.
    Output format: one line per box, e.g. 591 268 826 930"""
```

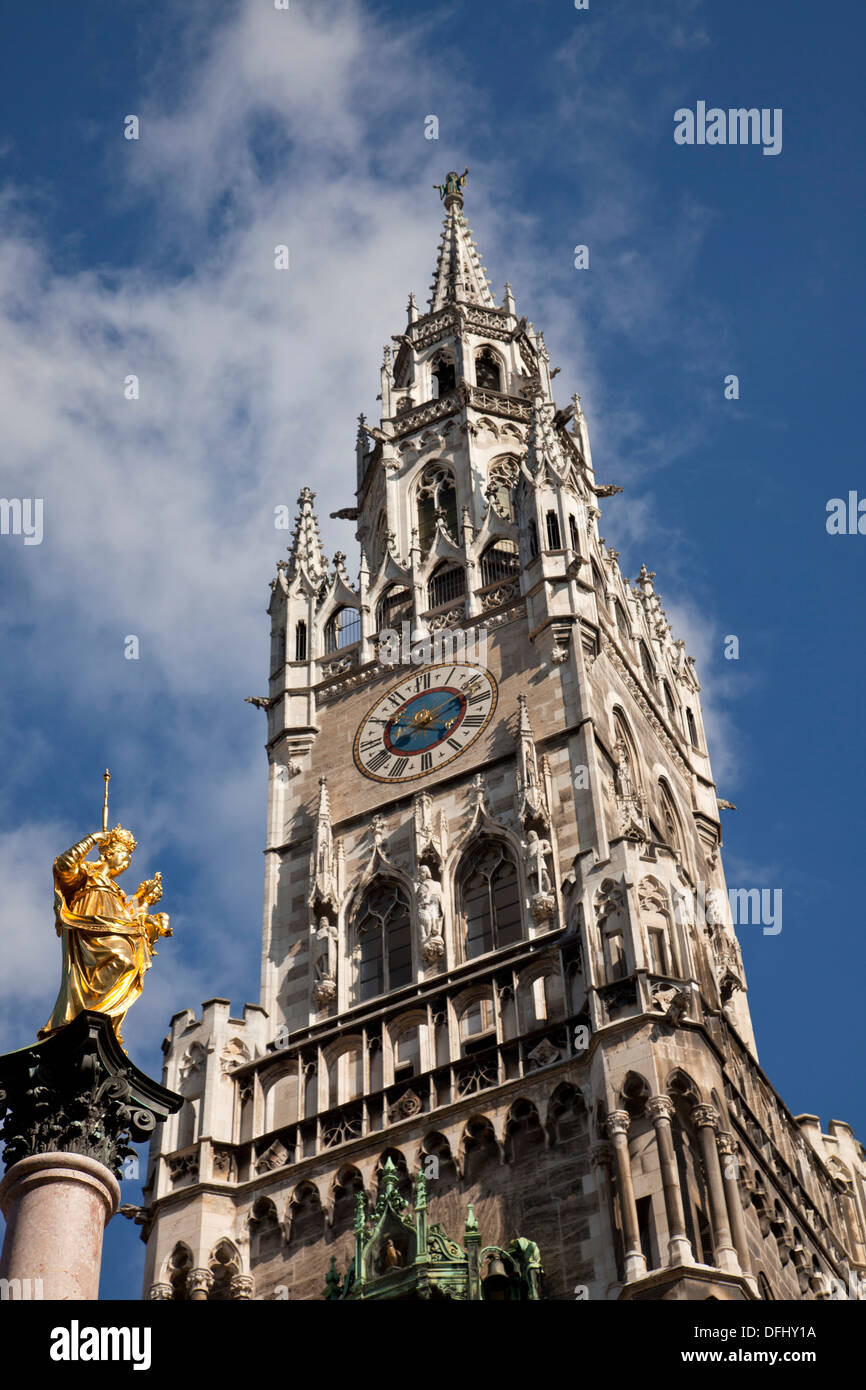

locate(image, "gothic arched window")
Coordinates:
569 514 580 551
663 679 676 723
639 877 677 977
614 598 630 637
686 707 699 747
460 841 522 959
639 640 655 686
486 459 518 519
545 510 562 550
427 561 465 610
458 995 496 1054
528 519 539 559
480 538 520 587
329 1045 363 1106
376 584 412 633
612 712 641 797
324 607 360 653
475 347 502 392
265 1071 299 1130
393 1025 420 1082
430 352 456 398
659 781 682 855
294 620 307 663
355 881 412 1001
417 463 458 552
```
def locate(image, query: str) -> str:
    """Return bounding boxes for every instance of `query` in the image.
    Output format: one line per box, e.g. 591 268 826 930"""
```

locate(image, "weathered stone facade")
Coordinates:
142 180 866 1302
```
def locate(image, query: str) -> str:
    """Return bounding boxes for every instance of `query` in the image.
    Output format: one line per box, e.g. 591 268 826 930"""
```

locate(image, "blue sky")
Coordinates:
0 0 862 1299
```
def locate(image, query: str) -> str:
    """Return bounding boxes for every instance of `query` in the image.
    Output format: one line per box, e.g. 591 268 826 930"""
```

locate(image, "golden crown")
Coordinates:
103 824 137 853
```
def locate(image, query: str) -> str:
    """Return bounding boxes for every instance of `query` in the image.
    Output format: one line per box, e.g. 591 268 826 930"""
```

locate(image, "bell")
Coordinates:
482 1255 511 1299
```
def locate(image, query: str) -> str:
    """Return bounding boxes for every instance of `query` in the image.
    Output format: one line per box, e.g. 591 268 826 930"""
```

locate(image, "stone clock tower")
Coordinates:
142 175 866 1303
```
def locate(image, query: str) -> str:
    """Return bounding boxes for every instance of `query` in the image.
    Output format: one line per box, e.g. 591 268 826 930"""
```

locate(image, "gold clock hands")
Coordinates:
413 691 465 724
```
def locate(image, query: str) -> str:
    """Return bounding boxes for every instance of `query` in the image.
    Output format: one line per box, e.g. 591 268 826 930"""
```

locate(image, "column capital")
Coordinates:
0 1011 181 1179
692 1103 719 1130
187 1268 214 1297
647 1095 675 1123
604 1110 630 1138
148 1283 173 1301
716 1129 738 1157
231 1274 255 1300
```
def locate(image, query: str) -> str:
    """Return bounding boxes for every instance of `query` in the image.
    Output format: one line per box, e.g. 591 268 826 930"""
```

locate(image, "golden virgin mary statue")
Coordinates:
39 772 172 1047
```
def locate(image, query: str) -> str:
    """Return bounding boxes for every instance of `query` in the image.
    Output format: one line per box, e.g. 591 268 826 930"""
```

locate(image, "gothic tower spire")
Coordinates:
143 171 866 1309
428 168 496 311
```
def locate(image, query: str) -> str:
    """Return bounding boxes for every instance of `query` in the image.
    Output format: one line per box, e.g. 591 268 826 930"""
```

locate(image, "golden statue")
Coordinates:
39 770 173 1048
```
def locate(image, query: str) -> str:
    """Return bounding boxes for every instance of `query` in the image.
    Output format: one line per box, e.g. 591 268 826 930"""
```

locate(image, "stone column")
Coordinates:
589 1140 617 1289
148 1282 174 1300
647 1095 694 1267
231 1274 255 1300
692 1105 739 1274
717 1130 752 1275
0 1011 182 1303
0 1152 120 1300
604 1111 647 1283
188 1268 214 1301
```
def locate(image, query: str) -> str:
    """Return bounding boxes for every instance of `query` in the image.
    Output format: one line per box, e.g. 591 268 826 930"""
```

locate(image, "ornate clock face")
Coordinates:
353 663 498 784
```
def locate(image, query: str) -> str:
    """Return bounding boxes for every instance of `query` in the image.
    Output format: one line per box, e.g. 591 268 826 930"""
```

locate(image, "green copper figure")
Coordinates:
433 167 469 201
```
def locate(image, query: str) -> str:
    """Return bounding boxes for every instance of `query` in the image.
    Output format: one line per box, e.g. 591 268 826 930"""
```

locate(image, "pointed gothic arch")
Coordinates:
486 456 519 520
611 708 643 796
430 350 456 398
479 537 520 587
208 1238 243 1300
352 878 413 1002
427 559 466 610
376 582 412 633
475 345 503 392
504 1098 545 1161
164 1242 194 1300
457 836 523 960
416 462 458 553
638 876 678 978
324 606 360 653
460 1114 501 1182
658 779 684 857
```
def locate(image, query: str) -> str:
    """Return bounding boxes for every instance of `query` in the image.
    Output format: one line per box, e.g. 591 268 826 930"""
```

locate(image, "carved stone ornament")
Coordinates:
530 892 556 924
256 1138 290 1174
0 1010 181 1178
526 1038 561 1069
387 1089 423 1123
220 1038 250 1076
312 977 337 1007
421 935 446 965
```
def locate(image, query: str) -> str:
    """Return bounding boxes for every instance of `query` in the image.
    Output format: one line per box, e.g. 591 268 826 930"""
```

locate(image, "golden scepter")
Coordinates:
102 768 110 834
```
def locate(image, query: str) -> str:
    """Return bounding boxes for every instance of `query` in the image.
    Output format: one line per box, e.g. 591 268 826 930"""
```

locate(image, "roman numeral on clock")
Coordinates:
447 736 463 751
390 758 408 778
414 673 431 691
420 752 432 772
463 715 484 727
466 692 490 706
367 749 390 771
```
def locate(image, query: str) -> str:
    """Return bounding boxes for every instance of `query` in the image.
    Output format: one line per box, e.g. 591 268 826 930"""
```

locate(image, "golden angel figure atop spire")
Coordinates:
39 771 172 1048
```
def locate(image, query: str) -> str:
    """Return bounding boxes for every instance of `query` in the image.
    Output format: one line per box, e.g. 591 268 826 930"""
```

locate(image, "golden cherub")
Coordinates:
39 770 172 1048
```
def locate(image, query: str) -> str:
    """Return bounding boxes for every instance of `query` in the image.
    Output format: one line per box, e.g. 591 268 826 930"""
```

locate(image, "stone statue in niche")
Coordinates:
613 740 634 799
523 829 555 923
416 865 445 964
312 917 338 1006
